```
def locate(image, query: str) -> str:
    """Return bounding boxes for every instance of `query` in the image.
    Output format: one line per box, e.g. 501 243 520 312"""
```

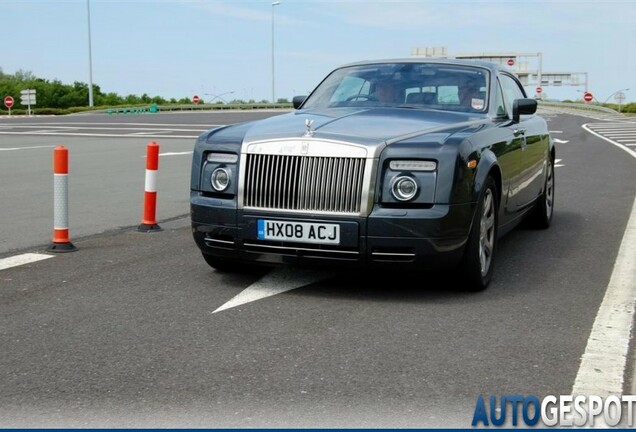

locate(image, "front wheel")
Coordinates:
526 157 555 229
459 176 499 291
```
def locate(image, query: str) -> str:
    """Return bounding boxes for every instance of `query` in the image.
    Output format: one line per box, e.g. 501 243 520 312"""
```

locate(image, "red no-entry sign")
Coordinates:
4 96 14 108
192 95 200 105
536 87 543 94
584 92 593 103
507 58 515 66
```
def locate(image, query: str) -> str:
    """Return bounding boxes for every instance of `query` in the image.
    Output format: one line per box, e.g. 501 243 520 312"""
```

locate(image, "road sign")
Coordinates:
4 96 14 108
507 58 515 66
584 92 593 103
192 95 200 105
20 88 36 116
615 91 626 103
20 88 36 105
536 87 543 94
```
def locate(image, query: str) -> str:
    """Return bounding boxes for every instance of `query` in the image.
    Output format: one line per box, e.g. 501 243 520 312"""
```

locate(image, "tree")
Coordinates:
0 67 203 110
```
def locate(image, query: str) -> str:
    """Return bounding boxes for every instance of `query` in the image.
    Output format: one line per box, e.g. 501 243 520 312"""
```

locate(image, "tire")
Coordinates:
459 176 499 291
526 157 555 229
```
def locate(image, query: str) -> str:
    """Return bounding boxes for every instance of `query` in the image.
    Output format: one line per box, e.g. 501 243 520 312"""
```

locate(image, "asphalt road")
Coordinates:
0 111 290 255
0 110 635 427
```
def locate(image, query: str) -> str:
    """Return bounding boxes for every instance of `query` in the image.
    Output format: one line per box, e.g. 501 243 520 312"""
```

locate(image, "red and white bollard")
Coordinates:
48 145 77 252
138 141 162 232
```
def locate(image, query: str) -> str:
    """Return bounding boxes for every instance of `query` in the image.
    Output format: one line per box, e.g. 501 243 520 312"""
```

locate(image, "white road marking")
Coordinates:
0 145 55 151
554 158 564 168
32 129 79 134
129 131 167 136
0 125 205 132
572 196 636 397
0 253 53 271
549 130 563 133
553 138 569 144
0 131 198 139
589 127 636 131
213 267 336 313
582 124 636 160
0 122 226 127
159 151 193 157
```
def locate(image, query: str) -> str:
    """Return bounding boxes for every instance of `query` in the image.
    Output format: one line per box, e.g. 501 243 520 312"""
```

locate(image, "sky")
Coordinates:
0 0 635 103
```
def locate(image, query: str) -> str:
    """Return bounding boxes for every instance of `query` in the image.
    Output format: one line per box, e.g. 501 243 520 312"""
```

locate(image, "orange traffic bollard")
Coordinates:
48 146 77 252
138 141 162 232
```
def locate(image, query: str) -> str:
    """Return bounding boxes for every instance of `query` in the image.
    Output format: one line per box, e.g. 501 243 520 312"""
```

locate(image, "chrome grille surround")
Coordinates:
238 138 379 217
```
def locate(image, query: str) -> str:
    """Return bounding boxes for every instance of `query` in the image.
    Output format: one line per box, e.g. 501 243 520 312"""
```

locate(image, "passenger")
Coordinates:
459 84 485 111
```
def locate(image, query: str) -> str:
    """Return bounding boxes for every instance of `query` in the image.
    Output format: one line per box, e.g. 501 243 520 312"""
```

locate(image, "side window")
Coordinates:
494 79 506 118
500 74 526 117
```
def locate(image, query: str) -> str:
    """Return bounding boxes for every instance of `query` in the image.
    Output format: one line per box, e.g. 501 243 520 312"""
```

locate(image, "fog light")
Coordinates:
391 176 418 201
211 167 231 191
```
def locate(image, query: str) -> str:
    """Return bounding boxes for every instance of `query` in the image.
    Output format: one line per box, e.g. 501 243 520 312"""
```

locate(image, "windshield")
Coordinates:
302 62 489 114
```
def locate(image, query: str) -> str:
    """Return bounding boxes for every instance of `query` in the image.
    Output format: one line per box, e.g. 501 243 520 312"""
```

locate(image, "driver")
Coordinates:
373 80 401 103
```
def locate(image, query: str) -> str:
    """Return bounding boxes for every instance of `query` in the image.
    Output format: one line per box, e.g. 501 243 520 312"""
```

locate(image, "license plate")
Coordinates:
257 219 340 245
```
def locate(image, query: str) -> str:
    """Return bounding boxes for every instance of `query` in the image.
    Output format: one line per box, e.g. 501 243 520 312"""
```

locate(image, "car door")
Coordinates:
490 76 524 218
499 73 546 210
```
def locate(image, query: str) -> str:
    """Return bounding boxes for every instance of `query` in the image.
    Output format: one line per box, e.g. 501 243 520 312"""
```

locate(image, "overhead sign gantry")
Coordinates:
411 47 589 99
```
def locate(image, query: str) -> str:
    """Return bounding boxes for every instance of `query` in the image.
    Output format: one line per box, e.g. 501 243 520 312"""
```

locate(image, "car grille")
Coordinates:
243 154 366 214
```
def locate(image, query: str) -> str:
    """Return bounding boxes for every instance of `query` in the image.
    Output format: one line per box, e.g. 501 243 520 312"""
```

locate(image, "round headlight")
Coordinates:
211 167 231 192
391 176 418 201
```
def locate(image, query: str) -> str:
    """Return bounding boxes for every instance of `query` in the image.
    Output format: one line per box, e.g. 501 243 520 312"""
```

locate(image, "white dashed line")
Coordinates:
572 196 636 397
0 253 53 271
0 145 55 151
553 138 569 144
213 267 336 313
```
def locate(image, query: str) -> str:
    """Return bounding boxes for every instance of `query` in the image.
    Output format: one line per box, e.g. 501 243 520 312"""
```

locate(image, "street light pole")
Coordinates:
204 91 235 104
86 0 94 107
86 0 93 107
271 1 281 104
603 88 629 104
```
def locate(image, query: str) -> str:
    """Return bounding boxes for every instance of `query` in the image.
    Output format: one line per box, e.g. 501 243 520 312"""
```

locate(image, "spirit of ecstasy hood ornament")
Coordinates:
304 118 315 137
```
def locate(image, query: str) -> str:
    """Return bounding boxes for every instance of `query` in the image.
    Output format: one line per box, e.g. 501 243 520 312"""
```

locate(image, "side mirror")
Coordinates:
512 98 537 123
292 95 307 109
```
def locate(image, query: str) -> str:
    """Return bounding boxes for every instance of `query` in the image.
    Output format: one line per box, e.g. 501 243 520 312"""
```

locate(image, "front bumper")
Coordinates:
191 192 476 270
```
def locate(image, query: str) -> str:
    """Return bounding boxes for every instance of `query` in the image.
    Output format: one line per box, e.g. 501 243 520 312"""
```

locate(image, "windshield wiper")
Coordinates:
396 105 436 110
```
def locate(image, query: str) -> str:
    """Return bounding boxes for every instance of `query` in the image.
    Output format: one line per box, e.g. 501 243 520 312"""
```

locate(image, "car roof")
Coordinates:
337 57 504 73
